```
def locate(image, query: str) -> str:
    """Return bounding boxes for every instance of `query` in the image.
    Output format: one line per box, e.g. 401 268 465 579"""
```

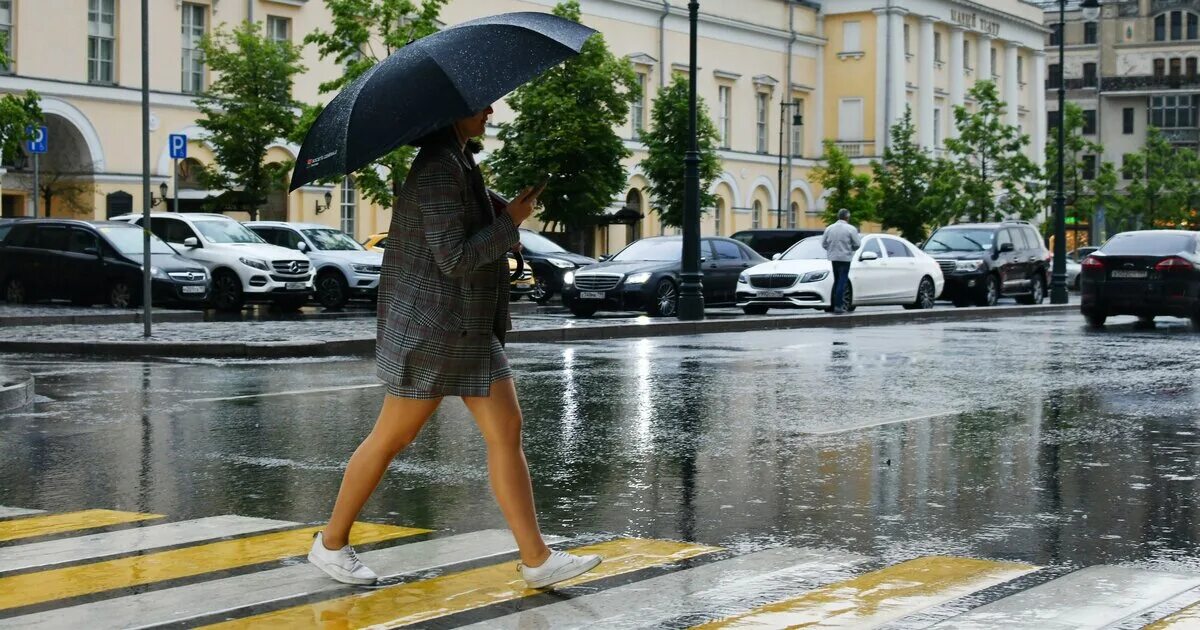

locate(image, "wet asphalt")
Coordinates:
2 312 1199 573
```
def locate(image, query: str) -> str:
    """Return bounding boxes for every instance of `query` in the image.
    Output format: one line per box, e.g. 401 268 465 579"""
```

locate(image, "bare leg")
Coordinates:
463 378 552 567
322 394 442 549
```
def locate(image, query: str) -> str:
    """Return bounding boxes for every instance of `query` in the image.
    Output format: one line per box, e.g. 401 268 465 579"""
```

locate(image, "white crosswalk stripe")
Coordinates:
0 515 293 574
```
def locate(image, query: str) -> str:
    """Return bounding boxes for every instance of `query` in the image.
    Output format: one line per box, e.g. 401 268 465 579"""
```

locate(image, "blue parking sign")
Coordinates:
169 134 188 159
25 126 47 154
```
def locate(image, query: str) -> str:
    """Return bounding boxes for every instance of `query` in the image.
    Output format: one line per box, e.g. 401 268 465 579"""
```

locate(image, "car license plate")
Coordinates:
285 282 307 290
580 291 606 300
758 290 784 298
1110 270 1148 279
181 285 205 294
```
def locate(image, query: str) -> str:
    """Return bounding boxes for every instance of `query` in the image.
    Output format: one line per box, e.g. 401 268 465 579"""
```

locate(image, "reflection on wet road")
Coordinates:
3 312 1200 576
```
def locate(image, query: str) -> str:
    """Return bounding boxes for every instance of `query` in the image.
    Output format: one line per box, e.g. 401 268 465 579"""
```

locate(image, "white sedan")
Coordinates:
736 234 945 314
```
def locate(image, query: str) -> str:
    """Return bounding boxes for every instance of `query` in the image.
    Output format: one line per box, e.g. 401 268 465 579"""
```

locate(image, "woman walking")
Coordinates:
307 105 601 589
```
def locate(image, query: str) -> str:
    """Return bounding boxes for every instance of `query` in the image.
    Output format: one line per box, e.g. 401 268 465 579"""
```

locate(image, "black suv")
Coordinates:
921 221 1050 307
730 229 824 259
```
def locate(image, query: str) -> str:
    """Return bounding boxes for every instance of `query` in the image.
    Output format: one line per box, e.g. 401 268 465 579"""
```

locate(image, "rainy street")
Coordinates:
4 312 1200 627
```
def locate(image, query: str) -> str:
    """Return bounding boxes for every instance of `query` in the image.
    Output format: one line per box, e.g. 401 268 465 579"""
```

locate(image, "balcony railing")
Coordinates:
1162 128 1200 143
1046 75 1200 92
834 141 875 158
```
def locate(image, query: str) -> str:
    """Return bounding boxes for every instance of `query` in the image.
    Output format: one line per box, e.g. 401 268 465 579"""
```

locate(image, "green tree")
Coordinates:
0 32 41 166
301 0 447 207
1120 127 1183 230
815 140 876 226
944 81 1038 222
488 0 639 246
197 21 304 220
639 74 721 228
1169 147 1200 230
920 156 965 233
871 107 933 242
1044 102 1103 223
1078 160 1120 238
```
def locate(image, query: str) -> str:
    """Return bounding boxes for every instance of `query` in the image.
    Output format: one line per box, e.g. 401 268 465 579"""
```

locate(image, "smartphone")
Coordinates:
521 176 551 200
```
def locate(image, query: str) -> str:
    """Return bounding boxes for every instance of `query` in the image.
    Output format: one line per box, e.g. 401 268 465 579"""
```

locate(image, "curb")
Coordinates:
0 368 34 412
0 303 1077 359
0 310 207 327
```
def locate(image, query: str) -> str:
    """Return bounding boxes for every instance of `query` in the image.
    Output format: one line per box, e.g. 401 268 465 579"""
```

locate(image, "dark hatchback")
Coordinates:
1080 230 1200 328
0 220 208 307
518 229 596 304
561 235 766 317
731 228 824 259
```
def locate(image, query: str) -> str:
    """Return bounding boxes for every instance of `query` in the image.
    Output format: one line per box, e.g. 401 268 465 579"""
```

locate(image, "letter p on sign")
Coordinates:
169 134 188 159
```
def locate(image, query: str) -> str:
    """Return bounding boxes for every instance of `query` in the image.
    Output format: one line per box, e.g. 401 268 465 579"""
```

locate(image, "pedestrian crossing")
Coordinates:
2 504 1200 629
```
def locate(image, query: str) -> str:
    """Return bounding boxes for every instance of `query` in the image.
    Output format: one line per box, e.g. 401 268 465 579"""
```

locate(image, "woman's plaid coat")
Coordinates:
375 137 518 398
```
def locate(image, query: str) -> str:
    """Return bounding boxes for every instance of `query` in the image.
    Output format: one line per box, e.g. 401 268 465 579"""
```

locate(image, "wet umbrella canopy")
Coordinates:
290 12 596 191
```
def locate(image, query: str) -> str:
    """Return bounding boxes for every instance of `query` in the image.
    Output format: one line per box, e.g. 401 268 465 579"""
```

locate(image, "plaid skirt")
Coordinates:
385 335 512 400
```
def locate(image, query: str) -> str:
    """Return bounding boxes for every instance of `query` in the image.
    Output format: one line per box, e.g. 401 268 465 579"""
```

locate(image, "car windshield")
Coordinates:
303 228 363 251
100 227 177 255
613 238 681 262
781 236 828 260
923 229 995 252
1101 232 1196 256
519 230 568 254
193 220 265 244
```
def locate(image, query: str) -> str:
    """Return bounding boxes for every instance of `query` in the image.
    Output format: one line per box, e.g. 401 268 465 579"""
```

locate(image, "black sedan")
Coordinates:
561 236 766 317
0 219 209 307
518 229 596 304
1080 230 1200 328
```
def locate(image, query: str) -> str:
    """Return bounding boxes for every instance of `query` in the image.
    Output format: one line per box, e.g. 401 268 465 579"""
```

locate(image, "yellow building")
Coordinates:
0 0 1046 255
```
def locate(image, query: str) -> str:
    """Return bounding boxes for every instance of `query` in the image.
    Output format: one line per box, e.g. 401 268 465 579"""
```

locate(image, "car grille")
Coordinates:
749 274 798 289
272 260 310 276
574 274 622 291
167 271 206 282
936 259 956 275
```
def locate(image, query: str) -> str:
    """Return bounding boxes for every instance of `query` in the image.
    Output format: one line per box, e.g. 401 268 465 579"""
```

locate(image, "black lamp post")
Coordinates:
1052 0 1100 304
678 0 705 320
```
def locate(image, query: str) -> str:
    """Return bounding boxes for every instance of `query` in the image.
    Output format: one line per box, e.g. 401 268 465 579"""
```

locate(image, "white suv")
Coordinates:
112 213 313 311
245 222 382 309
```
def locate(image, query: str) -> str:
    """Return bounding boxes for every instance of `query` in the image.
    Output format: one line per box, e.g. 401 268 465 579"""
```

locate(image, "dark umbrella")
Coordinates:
290 12 595 191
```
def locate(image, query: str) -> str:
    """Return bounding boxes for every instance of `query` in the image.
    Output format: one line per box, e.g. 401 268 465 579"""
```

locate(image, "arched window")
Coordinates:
625 189 643 244
177 157 205 190
1156 11 1200 41
340 176 357 236
752 199 762 228
790 201 800 229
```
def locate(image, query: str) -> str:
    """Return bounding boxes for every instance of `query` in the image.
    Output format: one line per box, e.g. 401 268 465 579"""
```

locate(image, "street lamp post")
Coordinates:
776 101 803 228
678 0 705 320
1052 0 1101 304
141 0 152 336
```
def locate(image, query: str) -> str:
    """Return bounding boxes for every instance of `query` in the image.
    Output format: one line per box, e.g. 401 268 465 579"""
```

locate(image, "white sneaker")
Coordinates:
308 532 379 585
519 549 602 589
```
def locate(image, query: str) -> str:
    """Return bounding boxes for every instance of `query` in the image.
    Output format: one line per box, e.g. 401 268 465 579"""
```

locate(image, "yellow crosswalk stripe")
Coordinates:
1145 604 1200 629
0 523 426 612
204 538 720 629
0 509 162 543
693 556 1037 629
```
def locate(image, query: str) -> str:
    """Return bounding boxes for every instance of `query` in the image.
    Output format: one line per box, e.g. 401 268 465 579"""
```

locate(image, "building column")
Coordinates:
1005 43 1020 128
873 8 889 150
1032 50 1047 166
977 34 992 84
918 16 936 149
949 25 965 138
886 9 908 149
815 15 825 157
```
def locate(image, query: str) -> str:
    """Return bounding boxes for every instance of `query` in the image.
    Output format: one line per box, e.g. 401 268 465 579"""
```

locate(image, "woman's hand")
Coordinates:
505 189 537 225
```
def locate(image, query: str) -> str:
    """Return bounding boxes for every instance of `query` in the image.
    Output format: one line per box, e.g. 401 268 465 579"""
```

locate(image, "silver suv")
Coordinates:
246 222 382 309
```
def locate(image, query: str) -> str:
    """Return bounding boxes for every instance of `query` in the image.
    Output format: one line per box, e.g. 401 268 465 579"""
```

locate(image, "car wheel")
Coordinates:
211 270 244 312
272 295 308 311
1084 311 1107 328
904 277 936 310
975 274 999 307
108 280 138 308
4 277 27 304
315 271 349 309
1017 274 1045 305
569 303 598 318
532 277 553 305
647 278 678 317
742 304 769 315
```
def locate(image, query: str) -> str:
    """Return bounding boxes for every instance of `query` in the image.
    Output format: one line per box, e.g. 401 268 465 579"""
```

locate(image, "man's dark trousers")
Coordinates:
831 261 851 312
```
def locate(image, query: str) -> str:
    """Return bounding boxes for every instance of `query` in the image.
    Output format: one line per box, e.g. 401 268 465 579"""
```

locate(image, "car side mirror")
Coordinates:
298 241 310 252
772 253 782 260
183 237 200 249
860 251 879 261
599 255 611 262
999 242 1015 253
701 256 708 263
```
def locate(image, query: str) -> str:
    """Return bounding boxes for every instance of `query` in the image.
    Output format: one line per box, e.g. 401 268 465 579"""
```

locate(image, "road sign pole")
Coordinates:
31 153 38 218
173 159 179 214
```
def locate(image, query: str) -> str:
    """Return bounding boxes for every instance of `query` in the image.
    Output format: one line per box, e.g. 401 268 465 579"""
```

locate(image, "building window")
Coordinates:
1150 95 1198 129
1084 21 1098 44
756 92 769 154
1155 14 1167 41
1083 109 1097 135
1172 11 1183 40
181 3 206 94
88 0 116 84
789 202 799 229
1048 110 1062 131
1018 56 1024 83
1189 57 1198 78
838 98 864 142
790 98 804 157
1048 63 1062 88
1083 62 1097 87
266 16 291 43
752 200 762 229
963 40 971 69
1171 57 1183 77
714 198 724 235
1082 155 1096 180
718 85 731 149
1049 22 1062 46
990 47 997 77
904 23 911 56
934 32 942 63
0 0 13 73
1190 13 1199 40
1123 107 1135 134
933 106 943 147
1154 58 1166 77
630 71 646 140
340 176 357 236
842 21 861 52
1122 154 1134 179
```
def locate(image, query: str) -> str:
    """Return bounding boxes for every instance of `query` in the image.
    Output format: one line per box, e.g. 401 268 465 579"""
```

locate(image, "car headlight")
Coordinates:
955 259 985 272
352 264 381 274
563 271 575 286
239 257 270 271
738 273 749 285
625 272 652 285
147 266 168 279
800 270 829 283
547 258 574 269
